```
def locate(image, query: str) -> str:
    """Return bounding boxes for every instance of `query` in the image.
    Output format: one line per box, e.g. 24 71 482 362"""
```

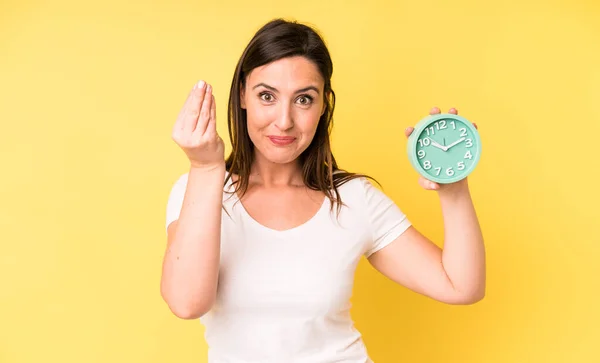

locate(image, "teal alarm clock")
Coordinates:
407 113 481 184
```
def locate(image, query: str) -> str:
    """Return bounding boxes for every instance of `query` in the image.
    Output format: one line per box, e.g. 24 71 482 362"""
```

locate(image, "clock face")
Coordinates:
409 115 481 183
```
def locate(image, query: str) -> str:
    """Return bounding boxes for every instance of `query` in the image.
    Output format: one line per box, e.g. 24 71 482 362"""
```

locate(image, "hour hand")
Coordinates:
429 138 448 151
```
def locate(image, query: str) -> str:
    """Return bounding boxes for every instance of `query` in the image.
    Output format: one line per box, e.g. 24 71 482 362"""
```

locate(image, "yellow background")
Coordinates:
1 0 598 362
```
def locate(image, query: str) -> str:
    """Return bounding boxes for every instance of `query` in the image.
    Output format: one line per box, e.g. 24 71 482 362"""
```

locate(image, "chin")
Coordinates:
257 143 305 165
263 150 300 165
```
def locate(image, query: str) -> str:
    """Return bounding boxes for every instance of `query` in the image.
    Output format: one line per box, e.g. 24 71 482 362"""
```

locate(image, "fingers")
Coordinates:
444 107 477 129
406 106 451 137
406 105 478 137
429 106 459 115
194 84 213 136
206 94 217 137
418 176 439 190
182 81 207 134
174 82 200 133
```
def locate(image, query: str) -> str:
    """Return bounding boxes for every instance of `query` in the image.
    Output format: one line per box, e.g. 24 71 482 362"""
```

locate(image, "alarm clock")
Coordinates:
407 113 481 184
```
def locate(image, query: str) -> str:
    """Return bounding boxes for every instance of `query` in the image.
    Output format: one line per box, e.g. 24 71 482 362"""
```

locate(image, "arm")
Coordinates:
367 178 486 304
160 163 225 319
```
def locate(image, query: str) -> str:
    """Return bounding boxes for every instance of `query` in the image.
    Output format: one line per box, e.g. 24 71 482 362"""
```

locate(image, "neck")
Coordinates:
249 152 304 188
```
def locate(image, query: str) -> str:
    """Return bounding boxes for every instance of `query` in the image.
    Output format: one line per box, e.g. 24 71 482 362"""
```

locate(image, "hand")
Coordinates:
172 80 225 170
405 107 478 191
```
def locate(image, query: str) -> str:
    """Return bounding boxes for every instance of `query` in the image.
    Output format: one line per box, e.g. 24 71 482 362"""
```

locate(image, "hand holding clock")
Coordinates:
405 107 480 191
403 108 486 305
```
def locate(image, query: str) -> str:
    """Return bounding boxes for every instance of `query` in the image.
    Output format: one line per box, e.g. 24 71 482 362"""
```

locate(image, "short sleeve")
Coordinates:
360 178 412 258
165 173 189 234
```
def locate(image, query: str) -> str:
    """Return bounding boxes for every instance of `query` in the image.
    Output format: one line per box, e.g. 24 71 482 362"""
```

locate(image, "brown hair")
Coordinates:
224 18 375 214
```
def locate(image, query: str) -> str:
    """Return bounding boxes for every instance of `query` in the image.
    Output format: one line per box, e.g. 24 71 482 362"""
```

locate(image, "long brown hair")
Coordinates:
224 18 376 214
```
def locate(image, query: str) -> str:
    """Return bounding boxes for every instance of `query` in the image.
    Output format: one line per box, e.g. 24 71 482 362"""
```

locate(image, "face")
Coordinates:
241 56 326 165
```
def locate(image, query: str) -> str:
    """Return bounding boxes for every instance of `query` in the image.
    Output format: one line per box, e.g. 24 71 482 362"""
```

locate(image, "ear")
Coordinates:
240 85 246 109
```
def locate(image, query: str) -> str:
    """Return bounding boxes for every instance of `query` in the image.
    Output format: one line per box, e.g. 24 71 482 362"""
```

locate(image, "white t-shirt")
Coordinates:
165 172 411 363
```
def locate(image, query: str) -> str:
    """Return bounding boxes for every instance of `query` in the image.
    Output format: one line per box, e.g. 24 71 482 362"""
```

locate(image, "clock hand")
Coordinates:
446 137 466 150
429 138 448 151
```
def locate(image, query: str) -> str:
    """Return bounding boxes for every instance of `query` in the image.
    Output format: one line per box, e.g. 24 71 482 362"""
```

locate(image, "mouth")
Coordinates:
267 136 296 146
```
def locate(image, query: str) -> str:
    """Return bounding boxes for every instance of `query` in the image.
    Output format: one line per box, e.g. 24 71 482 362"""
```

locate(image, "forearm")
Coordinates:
439 179 486 300
161 163 225 318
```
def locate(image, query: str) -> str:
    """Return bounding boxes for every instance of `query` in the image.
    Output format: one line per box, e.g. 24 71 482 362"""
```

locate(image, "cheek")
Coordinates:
296 107 322 134
246 102 276 126
246 107 272 137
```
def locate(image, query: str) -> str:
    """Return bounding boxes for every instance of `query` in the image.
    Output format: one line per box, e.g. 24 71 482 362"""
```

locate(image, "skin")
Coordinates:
162 56 485 320
238 56 328 230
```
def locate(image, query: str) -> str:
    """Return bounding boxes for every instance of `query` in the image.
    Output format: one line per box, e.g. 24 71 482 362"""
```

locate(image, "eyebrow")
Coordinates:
252 83 320 95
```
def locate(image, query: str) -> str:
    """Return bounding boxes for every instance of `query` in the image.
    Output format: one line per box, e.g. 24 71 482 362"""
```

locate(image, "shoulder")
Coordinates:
330 173 411 257
334 173 377 197
331 174 380 213
335 173 406 219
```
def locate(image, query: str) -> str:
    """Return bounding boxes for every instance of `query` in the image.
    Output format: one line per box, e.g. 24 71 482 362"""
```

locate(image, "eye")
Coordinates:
259 92 274 102
296 95 314 105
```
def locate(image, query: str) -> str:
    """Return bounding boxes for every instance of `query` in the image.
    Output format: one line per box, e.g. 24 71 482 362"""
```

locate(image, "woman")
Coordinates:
161 18 485 363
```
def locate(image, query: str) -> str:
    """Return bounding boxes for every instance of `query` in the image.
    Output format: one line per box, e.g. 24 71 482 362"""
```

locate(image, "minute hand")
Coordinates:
446 137 466 150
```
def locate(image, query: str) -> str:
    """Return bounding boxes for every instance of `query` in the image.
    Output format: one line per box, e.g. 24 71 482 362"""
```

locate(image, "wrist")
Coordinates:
189 162 226 174
437 178 470 200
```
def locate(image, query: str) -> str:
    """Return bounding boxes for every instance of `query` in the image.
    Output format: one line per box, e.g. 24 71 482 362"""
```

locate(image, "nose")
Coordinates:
274 104 294 131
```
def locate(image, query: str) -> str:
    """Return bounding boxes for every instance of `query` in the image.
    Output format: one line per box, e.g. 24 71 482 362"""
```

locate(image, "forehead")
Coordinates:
246 56 324 90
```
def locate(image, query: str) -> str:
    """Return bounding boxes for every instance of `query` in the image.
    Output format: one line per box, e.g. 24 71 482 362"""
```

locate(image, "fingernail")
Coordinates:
207 84 212 92
197 80 205 89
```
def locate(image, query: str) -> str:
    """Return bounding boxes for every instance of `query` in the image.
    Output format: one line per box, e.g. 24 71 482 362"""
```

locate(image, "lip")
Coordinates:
268 136 296 146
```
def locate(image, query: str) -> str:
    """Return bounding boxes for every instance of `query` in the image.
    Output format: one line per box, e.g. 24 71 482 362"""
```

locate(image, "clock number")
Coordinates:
450 121 456 129
464 150 473 160
436 120 447 130
434 167 441 176
417 150 426 159
465 139 473 147
446 167 455 176
423 160 432 170
457 161 465 170
418 138 431 147
460 128 468 137
426 126 435 136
